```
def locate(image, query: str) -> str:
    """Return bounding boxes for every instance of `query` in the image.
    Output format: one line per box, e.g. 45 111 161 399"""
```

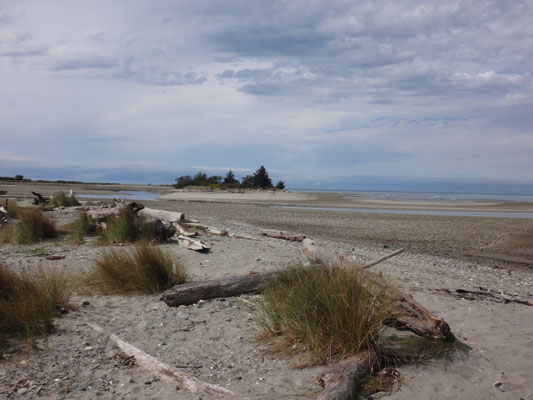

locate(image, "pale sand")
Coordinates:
159 190 314 203
1 184 533 399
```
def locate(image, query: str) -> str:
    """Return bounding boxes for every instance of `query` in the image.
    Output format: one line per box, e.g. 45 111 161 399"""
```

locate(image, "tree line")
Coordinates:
174 166 285 190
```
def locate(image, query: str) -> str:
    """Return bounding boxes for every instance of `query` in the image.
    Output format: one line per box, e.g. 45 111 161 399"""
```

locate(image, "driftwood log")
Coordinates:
161 271 279 307
302 239 453 342
88 323 235 397
137 207 185 223
261 230 306 242
317 351 379 400
31 191 48 205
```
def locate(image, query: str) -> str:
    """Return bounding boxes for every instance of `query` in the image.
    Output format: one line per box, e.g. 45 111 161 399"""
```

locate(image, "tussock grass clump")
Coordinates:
0 263 76 339
100 207 156 244
71 211 95 243
89 243 186 294
5 201 22 219
51 192 81 207
1 209 57 244
261 265 391 363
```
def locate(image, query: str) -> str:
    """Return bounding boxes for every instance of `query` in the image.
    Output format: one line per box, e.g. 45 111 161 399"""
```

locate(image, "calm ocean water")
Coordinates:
289 189 533 203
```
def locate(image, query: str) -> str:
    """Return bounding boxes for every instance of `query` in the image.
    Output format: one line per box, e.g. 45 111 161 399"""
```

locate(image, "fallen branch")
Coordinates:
438 287 533 306
261 230 306 242
302 239 454 342
363 249 404 269
87 323 236 397
175 224 198 237
161 271 279 307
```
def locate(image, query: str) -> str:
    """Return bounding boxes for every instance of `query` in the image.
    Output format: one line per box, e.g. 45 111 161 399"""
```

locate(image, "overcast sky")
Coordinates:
1 0 532 191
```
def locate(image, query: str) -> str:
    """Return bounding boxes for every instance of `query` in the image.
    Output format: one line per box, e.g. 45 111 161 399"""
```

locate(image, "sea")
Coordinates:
288 189 533 203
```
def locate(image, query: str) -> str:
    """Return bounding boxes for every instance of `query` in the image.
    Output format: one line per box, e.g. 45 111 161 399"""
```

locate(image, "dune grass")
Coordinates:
99 207 156 244
5 201 22 219
261 264 391 364
51 192 81 207
0 208 58 244
71 211 94 243
0 263 77 340
88 243 186 294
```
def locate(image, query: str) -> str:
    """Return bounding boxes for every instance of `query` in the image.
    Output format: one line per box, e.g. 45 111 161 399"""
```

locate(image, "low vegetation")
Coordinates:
5 201 23 219
99 207 156 244
51 192 81 207
0 263 76 340
261 264 391 364
174 165 285 190
1 208 58 244
71 211 95 243
88 243 186 294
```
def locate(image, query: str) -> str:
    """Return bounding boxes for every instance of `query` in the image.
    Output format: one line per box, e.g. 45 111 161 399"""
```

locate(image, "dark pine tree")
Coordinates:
252 166 273 188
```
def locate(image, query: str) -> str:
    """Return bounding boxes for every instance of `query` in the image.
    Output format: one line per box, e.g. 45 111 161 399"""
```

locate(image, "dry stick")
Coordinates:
87 323 236 397
363 248 404 269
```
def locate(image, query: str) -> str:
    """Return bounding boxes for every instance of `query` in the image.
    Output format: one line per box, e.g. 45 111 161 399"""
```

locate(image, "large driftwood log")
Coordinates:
261 230 306 242
317 351 378 400
302 239 453 342
161 271 279 307
86 207 121 221
88 323 236 397
138 207 185 222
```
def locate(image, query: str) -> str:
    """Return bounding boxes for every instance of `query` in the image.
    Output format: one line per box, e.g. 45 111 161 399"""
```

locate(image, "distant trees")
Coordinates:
174 165 285 190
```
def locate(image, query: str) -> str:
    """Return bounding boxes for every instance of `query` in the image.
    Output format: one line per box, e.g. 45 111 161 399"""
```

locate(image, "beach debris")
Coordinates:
152 220 177 241
175 224 198 237
302 238 454 342
44 255 65 260
260 230 306 242
87 323 236 397
31 191 48 205
437 287 533 306
0 206 15 227
137 207 185 223
363 248 404 269
160 270 280 307
207 227 229 236
317 350 379 400
170 235 211 252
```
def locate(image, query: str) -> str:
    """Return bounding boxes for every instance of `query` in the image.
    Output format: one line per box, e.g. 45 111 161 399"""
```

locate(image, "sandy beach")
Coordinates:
1 183 533 399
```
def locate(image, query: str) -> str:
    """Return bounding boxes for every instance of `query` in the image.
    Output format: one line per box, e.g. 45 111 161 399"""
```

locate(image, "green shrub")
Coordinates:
51 192 80 207
261 265 391 363
88 243 186 294
0 263 76 339
1 209 57 244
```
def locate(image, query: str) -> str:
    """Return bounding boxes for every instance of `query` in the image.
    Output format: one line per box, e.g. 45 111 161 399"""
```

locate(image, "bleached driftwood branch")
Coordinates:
87 323 235 397
261 230 306 242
